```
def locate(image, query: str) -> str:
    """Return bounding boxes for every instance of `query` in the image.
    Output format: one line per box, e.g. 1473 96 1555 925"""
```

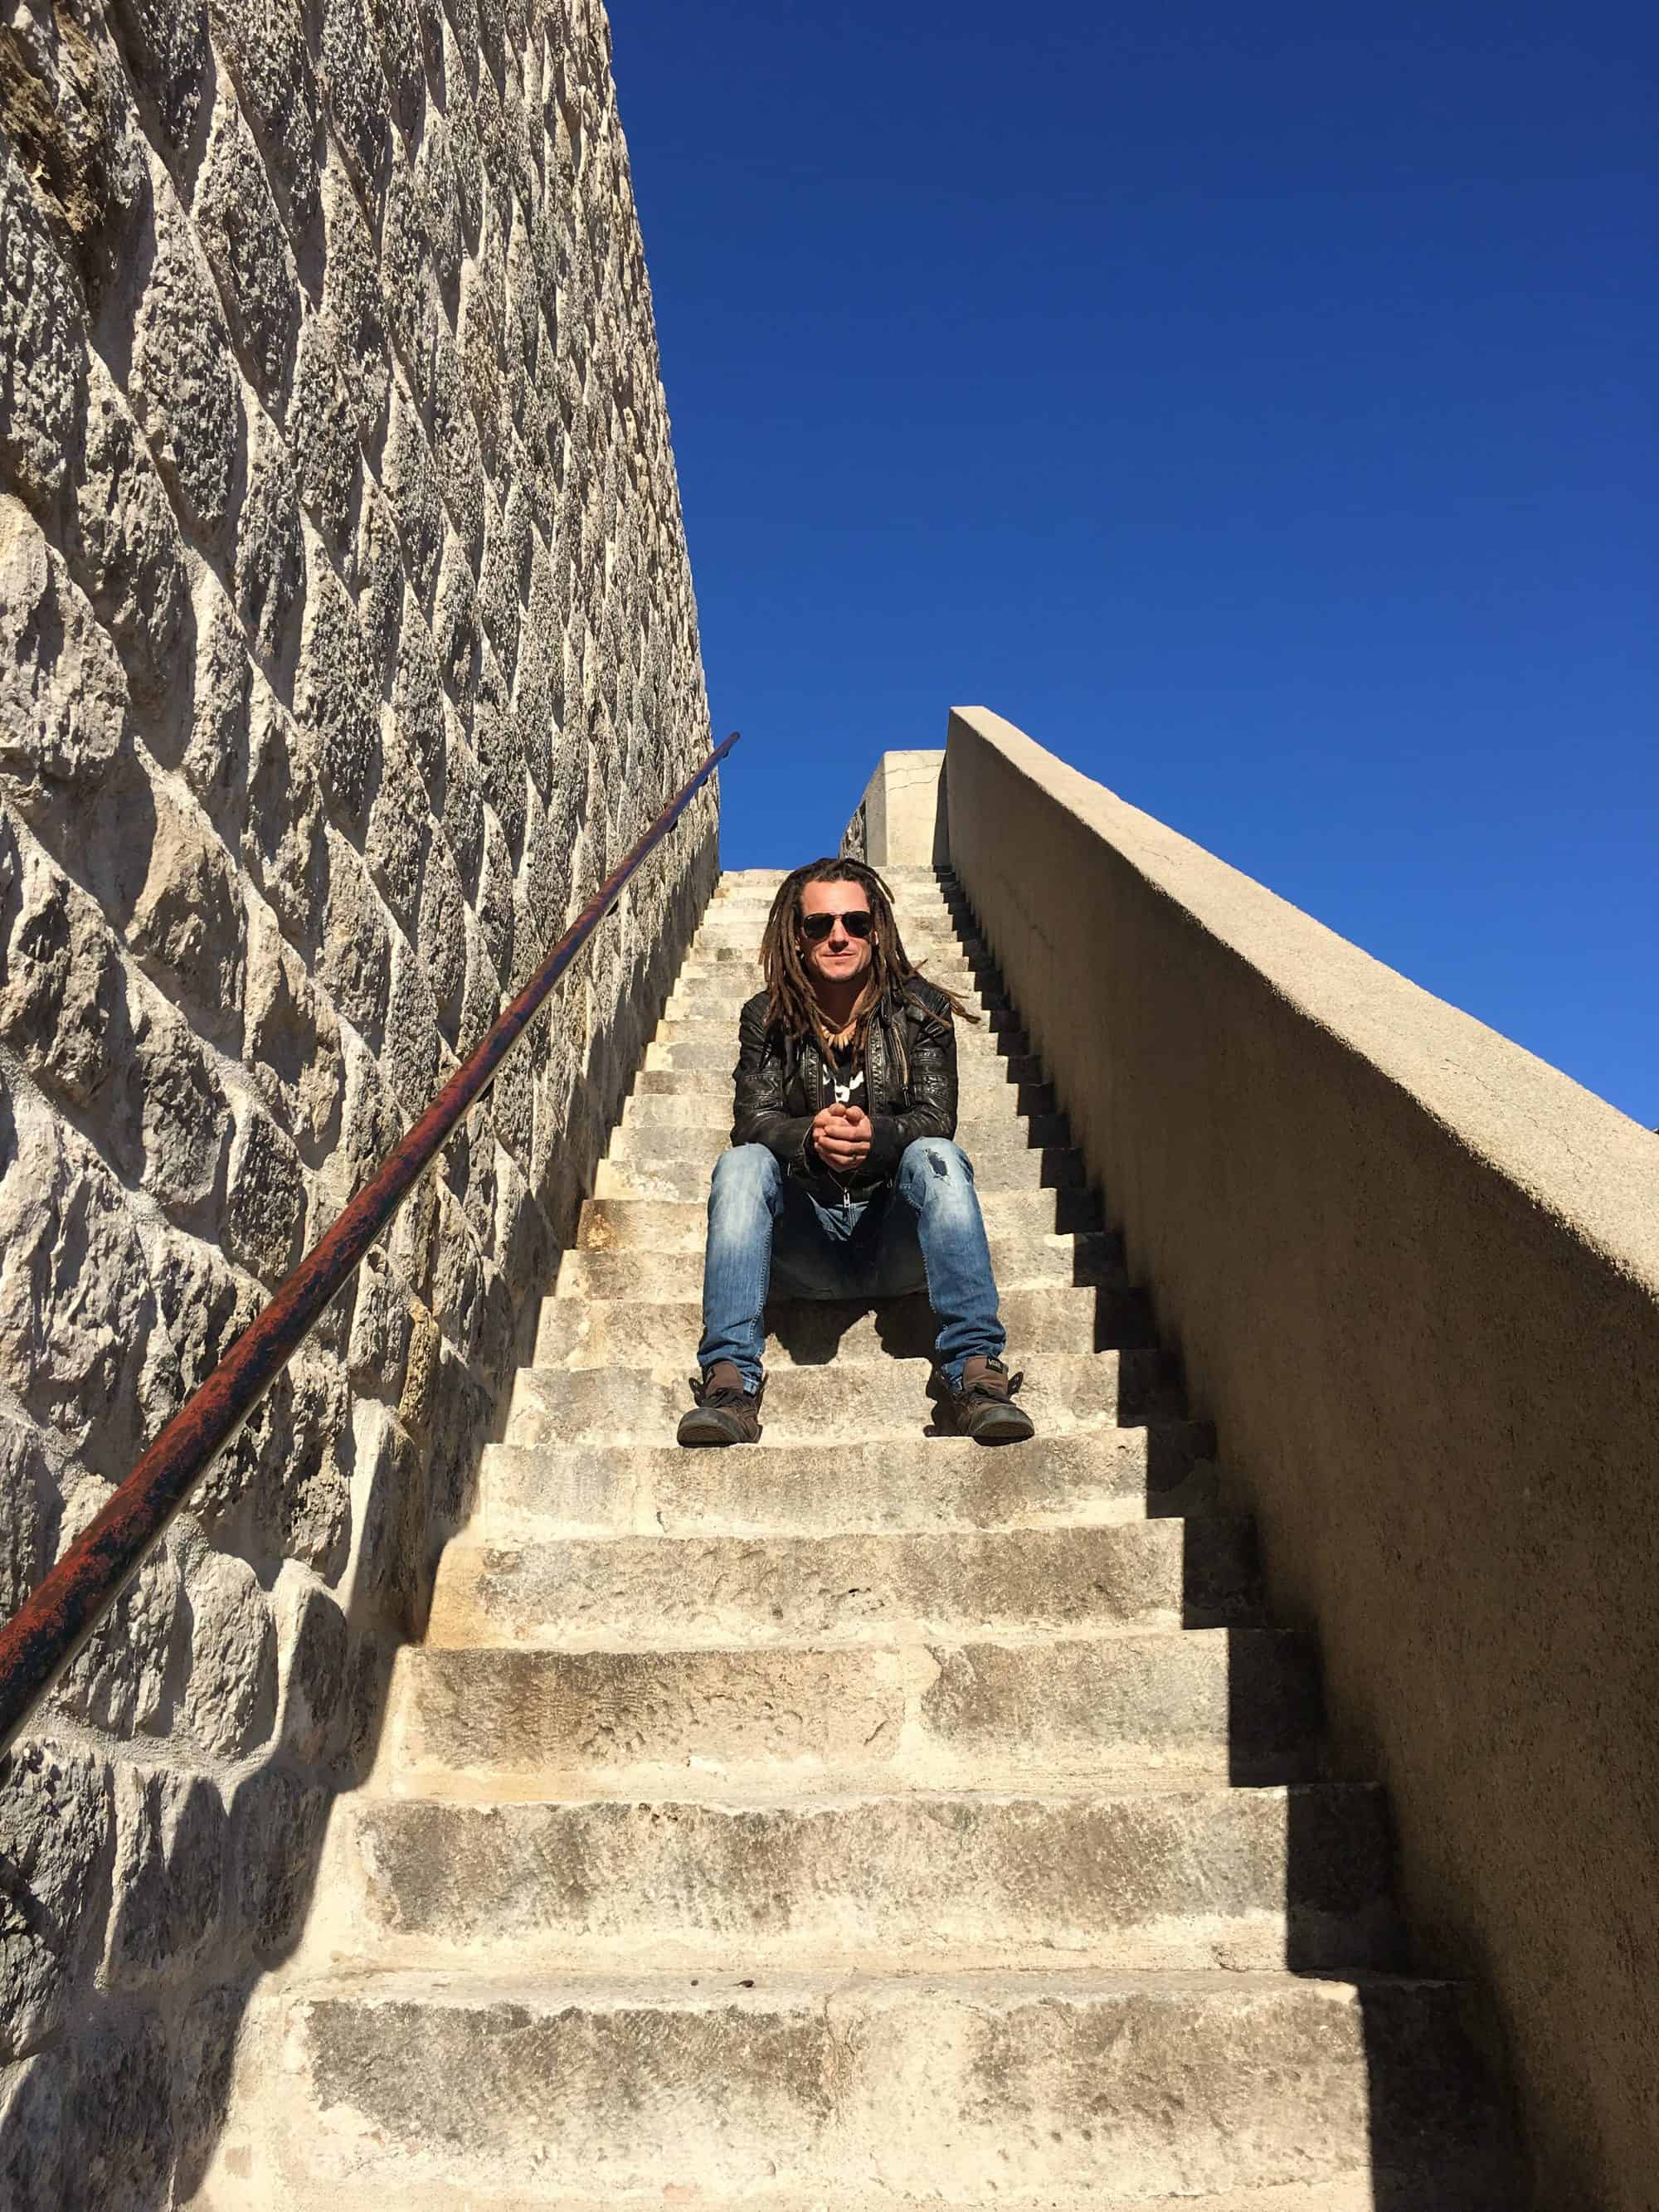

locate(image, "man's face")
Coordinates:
798 878 875 991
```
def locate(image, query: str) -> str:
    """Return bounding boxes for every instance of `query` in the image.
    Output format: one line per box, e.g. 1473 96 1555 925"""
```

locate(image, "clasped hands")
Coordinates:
810 1101 872 1174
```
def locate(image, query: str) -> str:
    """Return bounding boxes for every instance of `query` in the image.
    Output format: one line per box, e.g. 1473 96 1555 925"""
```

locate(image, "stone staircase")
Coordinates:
204 868 1516 2207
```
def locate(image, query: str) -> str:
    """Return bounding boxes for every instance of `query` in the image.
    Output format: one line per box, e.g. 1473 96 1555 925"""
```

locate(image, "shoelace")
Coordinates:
962 1365 1025 1399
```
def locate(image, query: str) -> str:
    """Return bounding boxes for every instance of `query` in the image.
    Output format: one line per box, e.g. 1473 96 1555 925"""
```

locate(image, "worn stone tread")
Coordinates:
316 1782 1402 1974
475 1425 1219 1539
426 1519 1265 1646
381 1626 1323 1795
207 1968 1515 2207
505 1350 1180 1444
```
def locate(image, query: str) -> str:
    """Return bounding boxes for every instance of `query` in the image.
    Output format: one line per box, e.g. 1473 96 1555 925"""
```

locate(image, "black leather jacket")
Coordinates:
730 980 959 1195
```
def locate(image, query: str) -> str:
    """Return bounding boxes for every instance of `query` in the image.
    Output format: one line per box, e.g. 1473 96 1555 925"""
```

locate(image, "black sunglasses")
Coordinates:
798 908 873 943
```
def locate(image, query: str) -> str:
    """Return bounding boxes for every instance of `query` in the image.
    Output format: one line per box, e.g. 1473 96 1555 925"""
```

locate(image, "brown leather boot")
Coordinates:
938 1354 1034 1444
676 1360 763 1446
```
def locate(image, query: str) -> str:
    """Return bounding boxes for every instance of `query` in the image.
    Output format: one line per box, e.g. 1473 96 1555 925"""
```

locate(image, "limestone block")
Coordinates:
474 806 515 984
124 994 234 1219
0 122 89 511
0 1742 110 2059
108 0 208 163
172 1982 241 2200
0 2041 68 2207
377 158 430 362
316 830 391 1042
432 534 483 724
71 366 189 719
235 417 304 670
244 906 345 1159
66 2005 173 2203
260 1359 352 1578
319 164 391 446
0 498 130 827
392 604 447 805
289 309 359 548
196 97 299 406
460 237 507 479
206 0 321 235
345 1246 413 1401
477 497 521 680
443 717 486 892
221 1107 309 1283
351 477 405 689
396 1291 440 1439
50 1479 182 1734
241 684 328 944
490 1020 533 1165
456 907 498 1055
367 0 425 134
428 326 487 567
334 1037 402 1209
366 727 427 936
423 1337 492 1524
384 388 445 611
0 824 126 1108
182 595 251 826
125 788 247 1020
415 119 464 314
351 1408 426 1629
280 1581 348 1762
0 1416 56 1621
319 0 392 223
229 1764 328 1962
301 573 382 839
0 1111 172 1480
445 54 484 246
103 1765 224 1987
146 1224 249 1386
516 777 555 950
181 1542 278 1756
129 192 240 550
416 819 466 1034
383 933 444 1122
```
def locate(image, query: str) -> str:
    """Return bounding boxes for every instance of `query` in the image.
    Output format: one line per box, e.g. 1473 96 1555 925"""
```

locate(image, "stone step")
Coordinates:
620 1079 1057 1130
475 1426 1219 1542
577 1186 1106 1254
381 1626 1323 1796
607 1112 1067 1169
679 932 990 968
713 865 954 889
695 915 967 950
674 943 987 980
504 1351 1178 1446
649 1004 1024 1053
663 976 1001 1020
552 1223 1111 1299
595 1141 1082 1204
645 1028 1031 1077
316 1782 1400 1977
211 1967 1514 2209
628 1053 1048 1099
530 1284 1148 1372
428 1520 1265 1648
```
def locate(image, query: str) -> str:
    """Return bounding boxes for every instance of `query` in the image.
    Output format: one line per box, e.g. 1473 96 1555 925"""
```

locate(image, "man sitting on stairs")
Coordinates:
677 857 1036 1447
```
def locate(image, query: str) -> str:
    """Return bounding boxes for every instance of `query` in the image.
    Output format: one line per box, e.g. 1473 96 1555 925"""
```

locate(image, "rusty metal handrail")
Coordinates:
0 731 739 1757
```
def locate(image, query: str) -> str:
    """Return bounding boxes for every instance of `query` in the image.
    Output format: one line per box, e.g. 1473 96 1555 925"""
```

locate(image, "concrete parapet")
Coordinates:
842 750 949 866
944 703 1659 2210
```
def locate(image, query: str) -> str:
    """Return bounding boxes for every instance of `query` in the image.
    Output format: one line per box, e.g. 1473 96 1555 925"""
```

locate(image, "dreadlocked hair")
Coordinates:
758 857 981 1083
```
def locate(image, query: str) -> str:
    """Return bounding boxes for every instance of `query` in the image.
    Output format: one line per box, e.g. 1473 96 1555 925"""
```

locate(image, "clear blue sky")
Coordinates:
611 2 1657 1124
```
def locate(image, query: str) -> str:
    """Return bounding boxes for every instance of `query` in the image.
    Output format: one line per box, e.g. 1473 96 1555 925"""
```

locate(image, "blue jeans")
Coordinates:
697 1140 1006 1393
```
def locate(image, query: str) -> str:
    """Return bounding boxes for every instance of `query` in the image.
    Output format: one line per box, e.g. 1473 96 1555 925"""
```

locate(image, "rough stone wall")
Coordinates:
0 0 714 2194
